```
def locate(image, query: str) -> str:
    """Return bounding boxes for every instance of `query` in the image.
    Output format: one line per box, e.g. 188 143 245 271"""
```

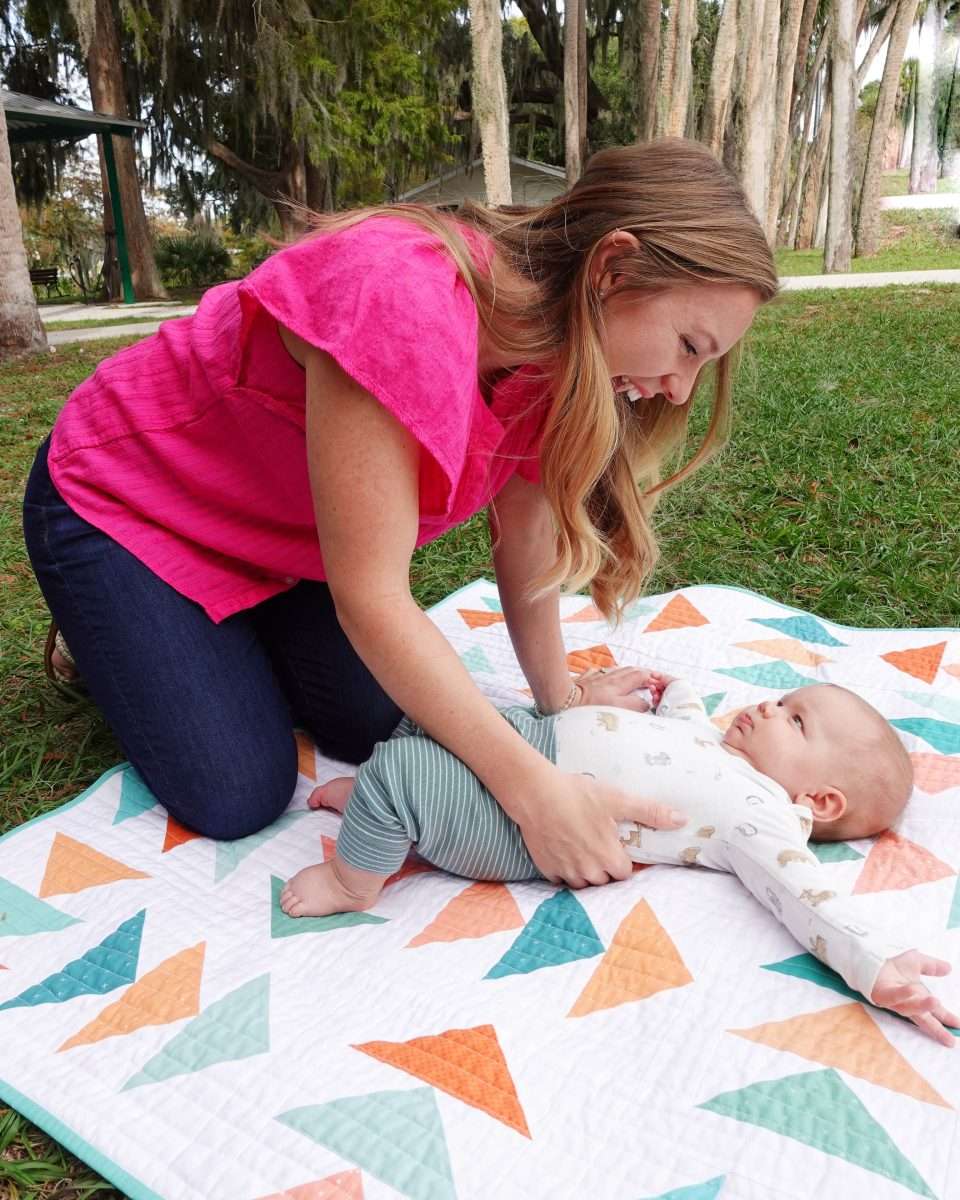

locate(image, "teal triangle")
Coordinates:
123 973 270 1090
624 600 657 621
702 692 725 717
899 691 960 723
269 875 387 937
949 877 960 930
891 717 960 755
215 811 308 883
761 952 861 1001
485 889 603 980
700 1069 934 1198
0 877 82 938
643 1178 726 1200
277 1087 456 1200
715 661 814 690
460 645 494 675
482 596 503 612
0 909 144 1012
751 615 845 647
113 767 158 825
810 841 864 864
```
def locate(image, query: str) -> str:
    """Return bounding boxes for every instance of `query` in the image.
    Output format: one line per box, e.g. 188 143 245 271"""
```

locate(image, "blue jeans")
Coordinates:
22 438 402 840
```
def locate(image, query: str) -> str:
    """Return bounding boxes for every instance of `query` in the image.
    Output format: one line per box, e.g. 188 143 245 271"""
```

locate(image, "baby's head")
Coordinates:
722 684 913 840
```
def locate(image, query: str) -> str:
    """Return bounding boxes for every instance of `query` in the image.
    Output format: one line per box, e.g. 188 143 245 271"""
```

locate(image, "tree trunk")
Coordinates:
665 0 699 137
855 0 922 256
0 98 48 360
564 0 587 183
470 0 512 205
796 100 831 248
702 0 738 157
656 0 681 137
78 0 167 299
909 0 944 192
624 0 661 141
740 0 779 224
824 0 857 272
766 0 807 240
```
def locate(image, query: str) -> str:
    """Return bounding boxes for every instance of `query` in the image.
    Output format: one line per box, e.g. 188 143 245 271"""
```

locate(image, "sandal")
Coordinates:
43 619 87 697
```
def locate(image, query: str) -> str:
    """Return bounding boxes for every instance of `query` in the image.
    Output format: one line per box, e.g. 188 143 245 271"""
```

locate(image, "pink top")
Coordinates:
49 217 550 623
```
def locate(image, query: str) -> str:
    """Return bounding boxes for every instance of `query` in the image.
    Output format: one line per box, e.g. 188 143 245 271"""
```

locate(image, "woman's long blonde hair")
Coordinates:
298 138 778 621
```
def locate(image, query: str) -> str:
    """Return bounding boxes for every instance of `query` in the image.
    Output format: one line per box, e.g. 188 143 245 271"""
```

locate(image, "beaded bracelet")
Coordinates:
534 682 583 718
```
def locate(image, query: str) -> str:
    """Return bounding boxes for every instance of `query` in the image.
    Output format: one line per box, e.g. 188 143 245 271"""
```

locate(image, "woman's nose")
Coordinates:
660 374 692 407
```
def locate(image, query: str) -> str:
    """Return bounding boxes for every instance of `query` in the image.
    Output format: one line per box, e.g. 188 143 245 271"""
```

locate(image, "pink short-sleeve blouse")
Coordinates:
48 217 550 623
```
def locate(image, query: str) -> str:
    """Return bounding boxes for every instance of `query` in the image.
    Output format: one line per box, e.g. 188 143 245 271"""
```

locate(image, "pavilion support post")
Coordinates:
100 130 134 304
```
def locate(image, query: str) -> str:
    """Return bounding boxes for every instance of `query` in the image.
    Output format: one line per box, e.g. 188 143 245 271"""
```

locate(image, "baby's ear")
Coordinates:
796 787 848 825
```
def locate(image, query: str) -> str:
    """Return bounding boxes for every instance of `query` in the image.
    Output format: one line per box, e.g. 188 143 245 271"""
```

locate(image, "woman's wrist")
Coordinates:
534 682 582 717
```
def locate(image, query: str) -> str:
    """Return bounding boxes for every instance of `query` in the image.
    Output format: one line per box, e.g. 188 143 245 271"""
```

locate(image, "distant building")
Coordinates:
399 155 567 207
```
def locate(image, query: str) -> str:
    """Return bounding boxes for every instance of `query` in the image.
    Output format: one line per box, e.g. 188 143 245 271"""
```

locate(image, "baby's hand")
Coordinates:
870 951 959 1046
643 671 676 708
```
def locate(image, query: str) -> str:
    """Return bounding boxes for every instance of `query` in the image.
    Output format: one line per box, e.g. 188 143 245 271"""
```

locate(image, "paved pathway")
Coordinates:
880 192 960 211
780 268 960 291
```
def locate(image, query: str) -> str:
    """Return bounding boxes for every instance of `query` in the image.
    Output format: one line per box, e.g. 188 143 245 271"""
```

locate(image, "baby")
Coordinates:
281 675 958 1044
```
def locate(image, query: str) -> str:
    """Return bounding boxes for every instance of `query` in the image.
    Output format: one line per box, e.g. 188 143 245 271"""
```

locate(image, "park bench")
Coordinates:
29 266 62 297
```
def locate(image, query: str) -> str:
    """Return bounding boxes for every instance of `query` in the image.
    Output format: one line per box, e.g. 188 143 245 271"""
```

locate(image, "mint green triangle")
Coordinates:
761 952 861 1000
715 661 814 690
485 889 603 979
899 691 960 723
482 596 503 612
113 767 158 825
643 1178 725 1200
624 600 656 620
215 811 308 883
702 693 725 716
277 1087 456 1200
0 877 82 938
122 973 270 1090
751 615 845 647
891 717 960 755
0 909 143 1011
949 877 960 930
700 1069 934 1197
269 875 387 938
810 841 864 864
460 645 493 675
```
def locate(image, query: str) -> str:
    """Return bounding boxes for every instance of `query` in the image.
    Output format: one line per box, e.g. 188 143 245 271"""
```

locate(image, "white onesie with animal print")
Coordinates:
552 679 910 999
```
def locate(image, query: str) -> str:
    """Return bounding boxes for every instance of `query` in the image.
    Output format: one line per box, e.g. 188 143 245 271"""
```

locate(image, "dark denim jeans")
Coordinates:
22 437 402 840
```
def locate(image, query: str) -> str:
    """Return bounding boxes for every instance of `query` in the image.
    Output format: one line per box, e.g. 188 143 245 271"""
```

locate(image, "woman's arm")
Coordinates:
298 341 685 886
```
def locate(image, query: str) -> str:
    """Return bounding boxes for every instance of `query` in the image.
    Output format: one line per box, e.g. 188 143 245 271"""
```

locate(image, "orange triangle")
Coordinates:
59 943 205 1052
735 638 831 667
563 603 603 623
354 1024 530 1136
38 833 151 898
853 830 955 894
911 753 960 794
643 594 709 634
944 664 960 680
295 730 317 781
254 1168 364 1200
568 899 692 1017
458 608 505 630
565 644 617 674
730 1003 950 1107
407 882 523 947
881 641 946 683
711 708 740 732
163 815 202 853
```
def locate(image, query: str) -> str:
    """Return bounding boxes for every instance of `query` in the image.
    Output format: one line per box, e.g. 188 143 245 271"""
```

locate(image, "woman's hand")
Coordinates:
870 951 959 1046
513 769 687 888
575 666 674 712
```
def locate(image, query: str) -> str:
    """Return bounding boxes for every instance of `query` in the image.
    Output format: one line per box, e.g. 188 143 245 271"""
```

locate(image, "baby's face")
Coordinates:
721 685 864 800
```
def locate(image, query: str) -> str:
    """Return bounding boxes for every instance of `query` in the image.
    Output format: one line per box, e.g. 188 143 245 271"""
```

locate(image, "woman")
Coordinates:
22 138 777 888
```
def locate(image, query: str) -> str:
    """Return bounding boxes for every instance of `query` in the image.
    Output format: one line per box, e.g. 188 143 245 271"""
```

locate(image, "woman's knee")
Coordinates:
309 692 403 765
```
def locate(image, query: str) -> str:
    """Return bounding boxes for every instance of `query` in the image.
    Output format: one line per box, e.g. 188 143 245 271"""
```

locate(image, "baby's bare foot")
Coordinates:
280 856 385 918
307 776 354 814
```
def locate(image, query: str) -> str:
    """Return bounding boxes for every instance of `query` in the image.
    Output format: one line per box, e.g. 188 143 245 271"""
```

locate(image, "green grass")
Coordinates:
2 286 960 1193
41 316 171 332
777 209 960 276
880 167 960 196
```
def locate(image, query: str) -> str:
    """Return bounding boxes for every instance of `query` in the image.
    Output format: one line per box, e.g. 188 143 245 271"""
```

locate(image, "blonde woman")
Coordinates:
23 138 777 888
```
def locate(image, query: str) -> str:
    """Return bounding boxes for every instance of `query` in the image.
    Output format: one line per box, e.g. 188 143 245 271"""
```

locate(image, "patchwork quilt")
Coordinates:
1 580 959 1200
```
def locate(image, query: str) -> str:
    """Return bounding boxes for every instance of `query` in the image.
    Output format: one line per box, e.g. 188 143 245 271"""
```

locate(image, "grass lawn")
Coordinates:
776 208 960 276
2 285 960 1194
880 167 960 196
41 316 172 331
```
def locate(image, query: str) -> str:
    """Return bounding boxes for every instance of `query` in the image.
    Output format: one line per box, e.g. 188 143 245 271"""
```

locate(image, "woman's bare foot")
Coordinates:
307 776 354 814
280 854 387 918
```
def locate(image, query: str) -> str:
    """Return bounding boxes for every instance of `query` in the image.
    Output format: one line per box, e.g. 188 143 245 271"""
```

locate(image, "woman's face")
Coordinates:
595 235 761 407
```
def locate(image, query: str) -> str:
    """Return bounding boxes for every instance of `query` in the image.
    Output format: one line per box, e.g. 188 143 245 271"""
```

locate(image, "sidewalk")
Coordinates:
780 268 960 291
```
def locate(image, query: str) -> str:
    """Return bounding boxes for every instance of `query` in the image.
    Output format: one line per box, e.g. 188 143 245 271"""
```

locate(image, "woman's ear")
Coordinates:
591 229 642 294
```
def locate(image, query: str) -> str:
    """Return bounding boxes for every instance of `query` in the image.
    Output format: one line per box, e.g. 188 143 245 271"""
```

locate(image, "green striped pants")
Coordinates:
336 706 556 880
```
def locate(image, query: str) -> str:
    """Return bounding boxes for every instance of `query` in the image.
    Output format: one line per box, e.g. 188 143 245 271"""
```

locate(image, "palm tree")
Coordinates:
563 0 587 182
0 97 48 360
470 0 512 204
825 0 858 271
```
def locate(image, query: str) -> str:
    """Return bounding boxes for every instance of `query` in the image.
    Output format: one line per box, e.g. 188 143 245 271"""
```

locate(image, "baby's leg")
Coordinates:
280 856 386 918
307 776 354 814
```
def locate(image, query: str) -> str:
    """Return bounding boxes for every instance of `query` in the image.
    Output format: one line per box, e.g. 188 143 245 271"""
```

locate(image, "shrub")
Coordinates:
154 231 231 288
